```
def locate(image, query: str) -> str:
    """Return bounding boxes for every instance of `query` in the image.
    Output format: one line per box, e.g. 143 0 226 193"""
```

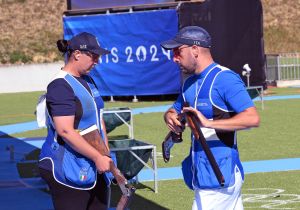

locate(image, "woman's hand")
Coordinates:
94 154 113 173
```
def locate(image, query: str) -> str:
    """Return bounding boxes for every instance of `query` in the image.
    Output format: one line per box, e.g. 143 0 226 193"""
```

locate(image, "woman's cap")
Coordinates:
69 32 110 55
161 26 211 50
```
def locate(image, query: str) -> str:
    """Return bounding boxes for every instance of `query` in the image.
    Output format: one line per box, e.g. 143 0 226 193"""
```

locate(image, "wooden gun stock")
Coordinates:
80 125 135 210
184 104 225 187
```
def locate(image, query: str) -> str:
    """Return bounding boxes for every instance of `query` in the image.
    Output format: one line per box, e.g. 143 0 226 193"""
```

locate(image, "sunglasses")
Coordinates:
81 51 100 61
173 45 191 57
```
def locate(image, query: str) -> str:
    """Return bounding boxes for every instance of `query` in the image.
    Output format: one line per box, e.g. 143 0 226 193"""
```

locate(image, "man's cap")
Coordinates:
68 32 110 55
161 26 211 50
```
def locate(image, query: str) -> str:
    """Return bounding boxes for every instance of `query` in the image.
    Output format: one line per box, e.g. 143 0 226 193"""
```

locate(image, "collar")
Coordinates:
196 62 217 79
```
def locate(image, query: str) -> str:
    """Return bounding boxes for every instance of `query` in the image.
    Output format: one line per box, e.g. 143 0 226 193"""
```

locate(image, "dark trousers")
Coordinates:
39 168 109 210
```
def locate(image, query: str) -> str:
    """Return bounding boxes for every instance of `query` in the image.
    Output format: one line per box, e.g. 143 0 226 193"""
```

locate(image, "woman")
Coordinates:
38 32 112 210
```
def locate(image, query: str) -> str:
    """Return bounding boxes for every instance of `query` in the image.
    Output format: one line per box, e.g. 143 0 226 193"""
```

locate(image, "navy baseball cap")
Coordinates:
161 26 211 49
68 32 110 55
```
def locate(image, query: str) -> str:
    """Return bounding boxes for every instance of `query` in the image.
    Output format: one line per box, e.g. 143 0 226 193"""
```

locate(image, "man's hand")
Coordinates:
164 108 184 133
182 106 210 128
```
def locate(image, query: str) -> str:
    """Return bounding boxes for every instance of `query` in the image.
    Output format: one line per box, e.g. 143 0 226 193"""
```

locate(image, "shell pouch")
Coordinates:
181 154 194 190
62 149 96 186
197 152 232 188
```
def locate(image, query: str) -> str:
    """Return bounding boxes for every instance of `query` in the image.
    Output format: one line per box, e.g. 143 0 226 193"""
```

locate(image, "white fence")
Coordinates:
266 53 300 82
1 55 299 94
0 62 63 93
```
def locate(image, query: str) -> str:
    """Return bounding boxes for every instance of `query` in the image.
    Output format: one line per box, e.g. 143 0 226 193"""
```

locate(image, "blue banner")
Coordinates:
63 9 180 96
69 0 174 10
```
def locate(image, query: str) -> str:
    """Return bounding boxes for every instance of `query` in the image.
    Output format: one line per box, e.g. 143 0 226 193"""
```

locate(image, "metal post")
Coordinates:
260 86 264 110
296 52 300 79
242 64 251 87
153 146 158 193
247 74 250 87
129 110 134 139
132 95 138 103
110 96 114 102
277 54 281 81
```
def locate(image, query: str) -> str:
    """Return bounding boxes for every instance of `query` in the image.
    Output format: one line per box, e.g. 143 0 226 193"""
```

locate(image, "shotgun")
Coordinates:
183 103 225 187
162 114 185 163
80 125 135 210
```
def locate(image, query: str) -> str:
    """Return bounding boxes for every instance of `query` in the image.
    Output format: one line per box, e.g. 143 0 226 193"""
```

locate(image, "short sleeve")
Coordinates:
46 79 76 117
172 92 184 113
212 70 254 113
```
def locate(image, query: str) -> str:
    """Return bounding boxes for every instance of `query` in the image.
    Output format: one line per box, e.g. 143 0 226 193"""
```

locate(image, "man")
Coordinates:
161 26 260 210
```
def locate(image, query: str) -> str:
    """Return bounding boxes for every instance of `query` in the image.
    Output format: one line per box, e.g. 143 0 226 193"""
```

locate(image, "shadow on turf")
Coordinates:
0 133 167 209
0 133 41 178
110 184 168 210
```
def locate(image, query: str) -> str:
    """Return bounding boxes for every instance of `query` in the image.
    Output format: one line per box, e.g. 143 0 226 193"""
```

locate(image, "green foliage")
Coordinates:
0 54 7 64
0 0 26 3
264 26 300 53
9 50 32 63
0 0 298 64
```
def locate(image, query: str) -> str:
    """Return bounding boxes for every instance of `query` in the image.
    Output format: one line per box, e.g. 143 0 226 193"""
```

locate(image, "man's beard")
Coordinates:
180 65 195 75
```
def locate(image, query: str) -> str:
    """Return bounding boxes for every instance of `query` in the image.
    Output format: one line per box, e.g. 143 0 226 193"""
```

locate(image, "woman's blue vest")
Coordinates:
181 65 244 190
39 71 105 190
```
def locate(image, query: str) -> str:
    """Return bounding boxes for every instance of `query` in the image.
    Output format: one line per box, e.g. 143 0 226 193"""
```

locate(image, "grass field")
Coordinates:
129 170 300 210
0 87 300 209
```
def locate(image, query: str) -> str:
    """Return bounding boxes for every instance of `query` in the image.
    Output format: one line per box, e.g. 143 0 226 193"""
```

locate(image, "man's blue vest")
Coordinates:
181 65 244 190
39 71 105 190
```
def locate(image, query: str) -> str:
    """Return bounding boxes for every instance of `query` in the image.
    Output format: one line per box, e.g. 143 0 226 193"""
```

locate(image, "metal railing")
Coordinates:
266 53 300 82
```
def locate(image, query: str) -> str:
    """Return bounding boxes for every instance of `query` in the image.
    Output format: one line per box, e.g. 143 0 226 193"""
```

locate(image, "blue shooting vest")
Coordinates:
39 71 107 190
181 65 244 190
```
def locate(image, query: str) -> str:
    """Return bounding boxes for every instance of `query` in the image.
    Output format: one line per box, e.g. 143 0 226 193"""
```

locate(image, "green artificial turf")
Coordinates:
1 88 300 209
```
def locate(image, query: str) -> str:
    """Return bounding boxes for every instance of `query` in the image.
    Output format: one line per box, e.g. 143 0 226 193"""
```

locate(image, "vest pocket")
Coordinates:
196 153 232 188
62 149 96 186
181 154 194 190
